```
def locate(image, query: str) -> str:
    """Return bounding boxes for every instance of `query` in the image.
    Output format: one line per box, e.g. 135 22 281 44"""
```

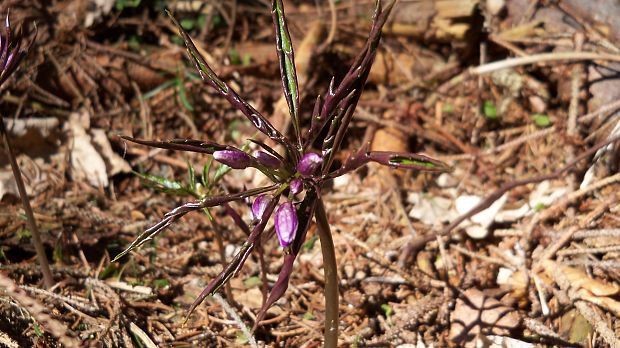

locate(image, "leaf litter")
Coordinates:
2 0 620 347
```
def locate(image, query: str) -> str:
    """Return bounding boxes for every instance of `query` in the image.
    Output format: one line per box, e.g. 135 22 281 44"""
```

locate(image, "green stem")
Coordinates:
0 117 54 288
315 199 338 347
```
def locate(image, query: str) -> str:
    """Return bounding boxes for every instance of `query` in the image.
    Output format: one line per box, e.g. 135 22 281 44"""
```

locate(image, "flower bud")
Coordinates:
274 202 298 248
251 194 271 220
213 150 252 169
289 179 302 195
297 152 322 177
253 150 281 169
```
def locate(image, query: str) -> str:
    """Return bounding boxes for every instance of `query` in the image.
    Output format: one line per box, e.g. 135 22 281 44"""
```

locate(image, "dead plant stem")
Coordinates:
471 51 620 75
0 117 54 288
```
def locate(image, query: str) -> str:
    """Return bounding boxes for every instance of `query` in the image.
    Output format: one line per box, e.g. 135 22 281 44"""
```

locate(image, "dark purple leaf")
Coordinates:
254 189 317 327
165 10 298 158
223 203 251 236
304 0 397 172
326 146 451 179
0 13 35 87
112 184 278 262
120 136 232 154
186 194 281 318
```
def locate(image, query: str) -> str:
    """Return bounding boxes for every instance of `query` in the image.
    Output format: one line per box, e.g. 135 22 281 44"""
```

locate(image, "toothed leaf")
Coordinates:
186 195 280 319
112 185 277 262
121 136 231 154
254 189 317 327
166 10 297 157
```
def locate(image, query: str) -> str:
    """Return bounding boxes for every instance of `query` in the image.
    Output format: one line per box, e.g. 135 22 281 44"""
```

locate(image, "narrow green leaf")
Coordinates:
166 10 229 94
176 70 194 111
187 161 196 192
201 158 212 188
272 0 301 144
388 156 439 168
134 171 185 192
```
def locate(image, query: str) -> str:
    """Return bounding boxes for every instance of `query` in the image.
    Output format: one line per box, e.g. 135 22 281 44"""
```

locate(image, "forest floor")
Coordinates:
2 0 620 347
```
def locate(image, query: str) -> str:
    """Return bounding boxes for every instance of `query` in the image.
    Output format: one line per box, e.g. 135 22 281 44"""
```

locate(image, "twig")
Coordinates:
213 293 258 348
578 99 620 124
557 245 620 256
128 322 157 348
573 228 620 239
0 116 54 288
0 273 79 347
399 132 620 266
318 0 337 52
534 193 617 266
21 285 100 315
471 51 620 75
549 262 620 347
567 33 585 137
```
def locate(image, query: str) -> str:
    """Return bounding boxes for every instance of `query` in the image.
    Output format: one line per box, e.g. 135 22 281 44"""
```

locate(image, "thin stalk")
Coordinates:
202 207 234 302
314 199 338 348
0 117 53 288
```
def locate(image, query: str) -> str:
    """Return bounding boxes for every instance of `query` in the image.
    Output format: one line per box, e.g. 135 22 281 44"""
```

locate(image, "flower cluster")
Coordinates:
115 0 450 324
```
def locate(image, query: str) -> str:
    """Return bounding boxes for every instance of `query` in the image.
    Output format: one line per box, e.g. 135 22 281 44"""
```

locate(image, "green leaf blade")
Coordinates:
272 0 301 145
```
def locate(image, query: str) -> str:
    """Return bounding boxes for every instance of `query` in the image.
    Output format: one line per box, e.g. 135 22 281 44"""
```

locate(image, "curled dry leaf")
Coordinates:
66 110 131 188
541 260 619 297
455 193 507 239
407 192 457 225
541 260 620 316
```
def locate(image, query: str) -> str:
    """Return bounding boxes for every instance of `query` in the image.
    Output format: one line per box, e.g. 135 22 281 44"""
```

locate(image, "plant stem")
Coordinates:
315 199 338 348
0 117 54 288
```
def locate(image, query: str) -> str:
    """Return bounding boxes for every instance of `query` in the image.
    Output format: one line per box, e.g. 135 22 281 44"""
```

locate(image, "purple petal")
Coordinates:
253 150 281 169
297 152 322 177
274 202 298 247
213 150 252 169
252 194 271 220
289 179 302 195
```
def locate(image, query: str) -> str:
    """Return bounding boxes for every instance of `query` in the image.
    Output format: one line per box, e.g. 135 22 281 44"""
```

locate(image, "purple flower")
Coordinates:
289 179 302 195
253 150 281 169
213 150 252 169
252 194 271 220
297 152 322 177
274 202 298 247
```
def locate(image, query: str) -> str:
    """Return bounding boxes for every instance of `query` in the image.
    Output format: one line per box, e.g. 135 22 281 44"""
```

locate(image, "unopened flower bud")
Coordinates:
274 202 298 248
213 150 252 169
253 150 281 169
289 179 302 195
297 152 322 177
252 195 271 220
